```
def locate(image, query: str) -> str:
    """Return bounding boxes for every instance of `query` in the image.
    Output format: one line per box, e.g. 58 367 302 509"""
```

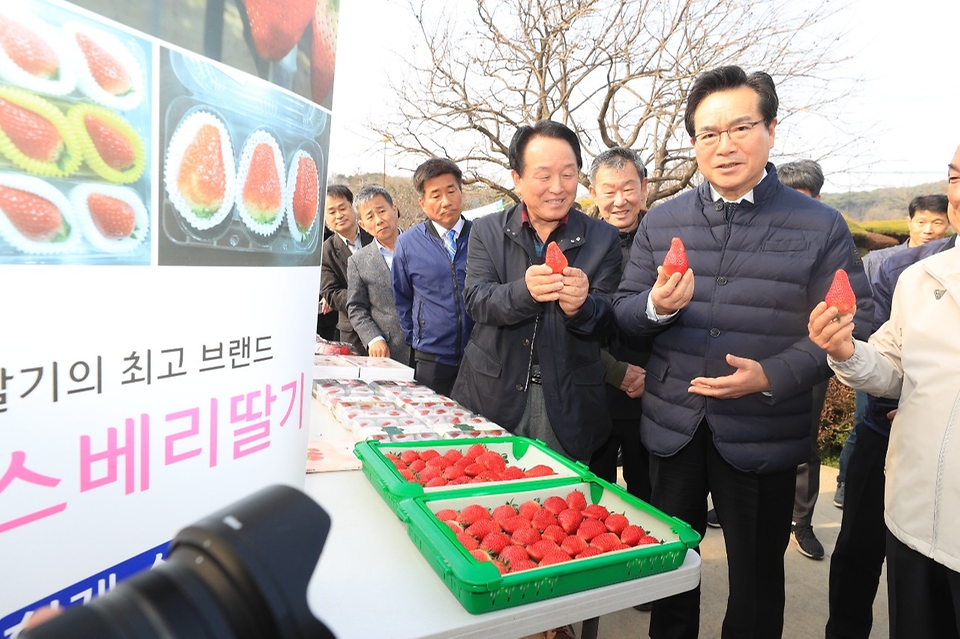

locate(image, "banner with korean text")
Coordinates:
0 0 337 628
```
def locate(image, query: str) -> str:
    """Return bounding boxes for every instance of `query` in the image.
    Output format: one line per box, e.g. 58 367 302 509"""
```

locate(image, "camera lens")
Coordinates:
21 485 334 639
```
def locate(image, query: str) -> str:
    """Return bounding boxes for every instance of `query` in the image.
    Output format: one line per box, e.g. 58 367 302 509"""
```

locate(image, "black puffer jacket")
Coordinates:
613 165 874 473
451 204 621 460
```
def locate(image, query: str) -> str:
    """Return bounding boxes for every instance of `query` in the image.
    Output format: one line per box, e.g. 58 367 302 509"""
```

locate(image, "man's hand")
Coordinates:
650 266 695 315
688 354 770 399
368 340 390 358
620 364 646 398
525 263 563 302
320 297 333 314
558 267 589 316
807 302 855 361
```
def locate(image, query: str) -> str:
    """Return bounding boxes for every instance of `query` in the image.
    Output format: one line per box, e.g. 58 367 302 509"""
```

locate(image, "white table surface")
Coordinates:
303 397 701 639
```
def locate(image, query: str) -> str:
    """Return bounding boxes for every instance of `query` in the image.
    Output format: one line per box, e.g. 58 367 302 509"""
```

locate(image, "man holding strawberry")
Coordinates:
613 66 873 638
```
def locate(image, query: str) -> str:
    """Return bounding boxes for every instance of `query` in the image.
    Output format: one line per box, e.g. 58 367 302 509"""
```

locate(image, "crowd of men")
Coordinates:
317 65 960 639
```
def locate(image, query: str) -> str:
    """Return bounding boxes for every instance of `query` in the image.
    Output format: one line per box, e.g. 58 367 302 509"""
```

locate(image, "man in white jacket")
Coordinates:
808 144 960 637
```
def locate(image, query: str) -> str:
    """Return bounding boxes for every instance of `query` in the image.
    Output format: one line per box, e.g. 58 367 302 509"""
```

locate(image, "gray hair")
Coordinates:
778 160 824 198
589 147 647 184
354 184 395 209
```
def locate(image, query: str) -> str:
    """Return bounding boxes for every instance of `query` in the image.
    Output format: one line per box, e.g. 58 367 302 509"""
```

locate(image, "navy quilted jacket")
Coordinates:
613 164 874 473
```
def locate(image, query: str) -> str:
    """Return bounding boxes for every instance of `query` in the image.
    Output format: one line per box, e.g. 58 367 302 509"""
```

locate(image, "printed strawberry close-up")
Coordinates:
0 184 67 242
75 32 131 96
0 97 65 164
311 0 339 105
0 14 60 80
177 124 227 218
245 0 315 62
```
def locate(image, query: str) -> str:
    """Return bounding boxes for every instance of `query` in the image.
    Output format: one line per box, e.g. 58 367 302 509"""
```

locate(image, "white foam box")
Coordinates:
342 356 415 382
313 354 361 380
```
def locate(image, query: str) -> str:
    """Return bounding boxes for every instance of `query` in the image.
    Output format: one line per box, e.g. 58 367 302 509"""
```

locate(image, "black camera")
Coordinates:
21 484 335 639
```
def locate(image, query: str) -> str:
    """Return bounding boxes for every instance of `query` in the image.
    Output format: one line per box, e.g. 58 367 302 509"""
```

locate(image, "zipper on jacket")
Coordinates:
449 256 464 362
523 314 540 392
930 389 960 553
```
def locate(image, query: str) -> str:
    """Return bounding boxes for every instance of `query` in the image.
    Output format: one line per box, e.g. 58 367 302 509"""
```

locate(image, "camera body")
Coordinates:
21 484 334 639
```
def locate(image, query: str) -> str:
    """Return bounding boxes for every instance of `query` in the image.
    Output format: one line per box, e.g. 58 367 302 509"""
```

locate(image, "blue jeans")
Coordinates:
838 391 865 484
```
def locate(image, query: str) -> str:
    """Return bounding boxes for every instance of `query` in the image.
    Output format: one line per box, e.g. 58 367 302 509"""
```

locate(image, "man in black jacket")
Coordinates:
613 66 873 638
451 120 621 463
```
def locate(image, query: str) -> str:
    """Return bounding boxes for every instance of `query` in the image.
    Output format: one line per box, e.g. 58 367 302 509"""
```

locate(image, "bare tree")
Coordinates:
373 0 857 206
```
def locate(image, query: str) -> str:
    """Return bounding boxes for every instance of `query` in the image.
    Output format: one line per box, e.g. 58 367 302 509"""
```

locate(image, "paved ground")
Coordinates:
574 464 889 639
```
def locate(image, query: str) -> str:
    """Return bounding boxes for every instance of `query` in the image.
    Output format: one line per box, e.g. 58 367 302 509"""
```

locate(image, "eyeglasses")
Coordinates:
692 119 766 149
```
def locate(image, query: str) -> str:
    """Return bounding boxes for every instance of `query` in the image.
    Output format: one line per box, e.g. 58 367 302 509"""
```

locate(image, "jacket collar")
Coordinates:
503 203 588 251
696 162 781 210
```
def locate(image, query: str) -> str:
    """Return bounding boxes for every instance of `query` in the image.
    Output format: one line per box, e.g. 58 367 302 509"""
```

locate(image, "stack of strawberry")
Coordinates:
437 489 661 574
384 443 556 488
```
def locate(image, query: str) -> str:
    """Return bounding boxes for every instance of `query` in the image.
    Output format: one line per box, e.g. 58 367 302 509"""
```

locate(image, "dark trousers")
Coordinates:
413 357 459 398
588 416 652 502
794 380 829 527
825 425 888 639
649 421 796 639
887 532 960 639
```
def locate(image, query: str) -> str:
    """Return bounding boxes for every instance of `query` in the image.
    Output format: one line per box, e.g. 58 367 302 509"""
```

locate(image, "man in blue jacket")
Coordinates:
451 120 621 463
613 66 874 638
392 158 475 396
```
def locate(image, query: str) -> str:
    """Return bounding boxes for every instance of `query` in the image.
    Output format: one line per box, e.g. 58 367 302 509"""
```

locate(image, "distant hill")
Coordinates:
821 181 947 223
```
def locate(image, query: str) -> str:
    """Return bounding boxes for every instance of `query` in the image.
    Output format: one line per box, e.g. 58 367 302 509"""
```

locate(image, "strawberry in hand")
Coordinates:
824 269 856 317
662 237 688 276
545 241 567 274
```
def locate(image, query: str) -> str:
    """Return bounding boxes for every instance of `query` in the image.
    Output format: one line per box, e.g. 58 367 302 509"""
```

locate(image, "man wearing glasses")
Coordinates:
613 66 873 638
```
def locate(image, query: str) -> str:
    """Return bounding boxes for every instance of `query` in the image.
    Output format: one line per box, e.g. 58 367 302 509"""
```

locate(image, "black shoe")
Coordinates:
792 525 824 560
834 482 845 509
706 508 721 528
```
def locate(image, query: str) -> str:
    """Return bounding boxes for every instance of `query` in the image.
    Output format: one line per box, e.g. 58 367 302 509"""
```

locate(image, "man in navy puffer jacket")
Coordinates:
613 66 874 639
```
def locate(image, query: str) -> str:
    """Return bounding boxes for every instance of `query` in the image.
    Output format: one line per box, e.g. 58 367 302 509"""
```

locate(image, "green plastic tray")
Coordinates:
397 478 701 614
354 436 589 519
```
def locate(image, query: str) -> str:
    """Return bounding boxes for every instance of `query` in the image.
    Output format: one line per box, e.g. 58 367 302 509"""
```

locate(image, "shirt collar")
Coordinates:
337 230 361 250
709 168 768 204
431 217 465 239
520 203 569 233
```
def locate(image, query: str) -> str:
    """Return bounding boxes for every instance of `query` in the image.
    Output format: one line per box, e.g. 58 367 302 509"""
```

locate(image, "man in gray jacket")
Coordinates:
613 66 873 638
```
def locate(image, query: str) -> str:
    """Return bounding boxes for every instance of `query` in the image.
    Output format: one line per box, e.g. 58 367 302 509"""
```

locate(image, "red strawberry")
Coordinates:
456 532 479 551
177 124 226 218
527 539 560 562
590 532 621 553
509 559 538 573
576 518 606 542
399 449 420 464
441 465 465 481
419 449 441 461
501 466 525 481
243 143 282 223
451 475 473 485
560 535 589 556
531 509 557 532
443 449 463 463
824 268 856 316
87 193 135 239
310 0 339 104
465 443 487 460
662 237 688 276
469 549 492 562
543 496 568 516
425 456 451 469
464 462 485 477
511 527 541 547
417 466 441 483
0 97 64 164
638 535 661 546
244 0 315 61
565 490 588 511
541 524 566 545
620 524 644 546
0 185 67 242
604 513 629 535
398 468 414 481
492 504 518 523
75 32 131 96
424 477 447 488
477 451 507 472
538 550 573 567
457 504 491 526
408 459 426 473
557 508 583 534
498 544 529 566
434 508 458 522
518 500 541 520
83 114 135 171
491 560 508 575
0 15 59 79
575 546 604 559
500 515 531 534
545 241 567 274
480 531 511 555
523 464 556 478
582 504 610 520
443 520 462 534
